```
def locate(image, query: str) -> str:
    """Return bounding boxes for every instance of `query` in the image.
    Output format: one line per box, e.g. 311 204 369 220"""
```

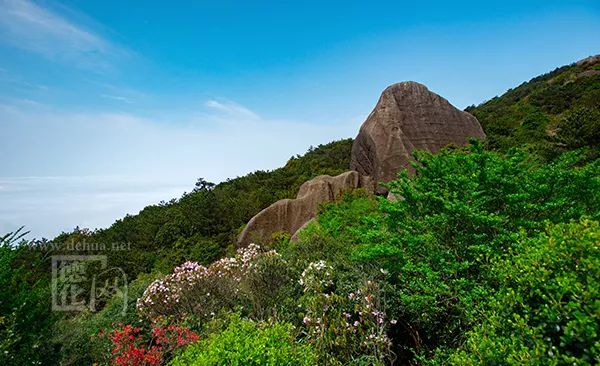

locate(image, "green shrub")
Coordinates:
299 260 394 365
0 231 58 365
348 143 599 362
53 272 160 365
171 314 317 366
241 249 293 320
556 107 600 149
450 220 600 365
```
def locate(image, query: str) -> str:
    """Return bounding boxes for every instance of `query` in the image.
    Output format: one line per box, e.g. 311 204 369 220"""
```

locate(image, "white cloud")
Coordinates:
0 0 125 69
205 99 261 120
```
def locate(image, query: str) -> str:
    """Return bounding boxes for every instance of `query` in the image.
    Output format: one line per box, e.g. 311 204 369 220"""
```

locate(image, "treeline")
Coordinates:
46 143 600 365
467 56 600 158
0 139 353 365
54 138 354 278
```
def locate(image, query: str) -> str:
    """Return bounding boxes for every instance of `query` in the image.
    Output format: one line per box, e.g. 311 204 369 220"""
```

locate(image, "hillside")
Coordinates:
53 138 354 277
1 56 599 366
50 55 600 269
54 54 600 271
467 54 600 157
0 139 354 365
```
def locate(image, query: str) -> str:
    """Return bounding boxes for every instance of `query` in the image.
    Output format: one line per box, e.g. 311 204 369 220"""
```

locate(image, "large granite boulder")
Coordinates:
237 171 373 247
351 82 485 192
237 82 485 246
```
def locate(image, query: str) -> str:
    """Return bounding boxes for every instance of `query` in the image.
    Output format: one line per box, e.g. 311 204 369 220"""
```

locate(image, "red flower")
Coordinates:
103 323 199 365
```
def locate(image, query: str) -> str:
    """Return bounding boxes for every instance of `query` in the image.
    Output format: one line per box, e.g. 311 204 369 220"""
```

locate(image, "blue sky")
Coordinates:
1 0 599 239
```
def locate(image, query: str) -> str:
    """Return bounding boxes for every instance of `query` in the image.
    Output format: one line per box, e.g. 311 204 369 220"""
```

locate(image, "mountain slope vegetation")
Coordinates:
467 55 600 157
56 138 354 277
1 57 599 365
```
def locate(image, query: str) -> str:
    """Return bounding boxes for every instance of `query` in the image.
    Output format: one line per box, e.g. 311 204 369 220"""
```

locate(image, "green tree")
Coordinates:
451 220 600 365
556 107 600 148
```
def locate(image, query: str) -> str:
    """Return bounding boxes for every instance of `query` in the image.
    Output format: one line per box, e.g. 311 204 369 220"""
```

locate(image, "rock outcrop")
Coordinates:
576 54 600 66
237 171 373 247
351 82 485 192
238 81 485 247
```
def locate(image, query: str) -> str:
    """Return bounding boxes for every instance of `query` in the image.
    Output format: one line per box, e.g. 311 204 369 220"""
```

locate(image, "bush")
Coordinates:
299 260 394 365
137 245 289 323
347 143 599 362
170 314 317 366
103 323 199 366
0 230 58 365
450 220 600 365
556 107 600 149
241 249 293 320
53 272 160 365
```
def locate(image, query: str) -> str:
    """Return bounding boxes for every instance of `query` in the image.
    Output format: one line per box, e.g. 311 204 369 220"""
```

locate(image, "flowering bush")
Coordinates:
299 260 395 364
137 244 286 321
103 323 199 366
299 260 333 292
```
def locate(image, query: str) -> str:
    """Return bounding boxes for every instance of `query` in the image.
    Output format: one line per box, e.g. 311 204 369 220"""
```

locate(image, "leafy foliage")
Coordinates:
0 230 58 365
334 143 598 363
5 57 600 366
556 107 600 149
450 220 600 365
467 56 600 158
299 262 394 365
170 314 317 366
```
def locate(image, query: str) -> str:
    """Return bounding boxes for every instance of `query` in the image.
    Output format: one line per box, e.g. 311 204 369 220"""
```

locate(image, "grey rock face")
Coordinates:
351 82 485 192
